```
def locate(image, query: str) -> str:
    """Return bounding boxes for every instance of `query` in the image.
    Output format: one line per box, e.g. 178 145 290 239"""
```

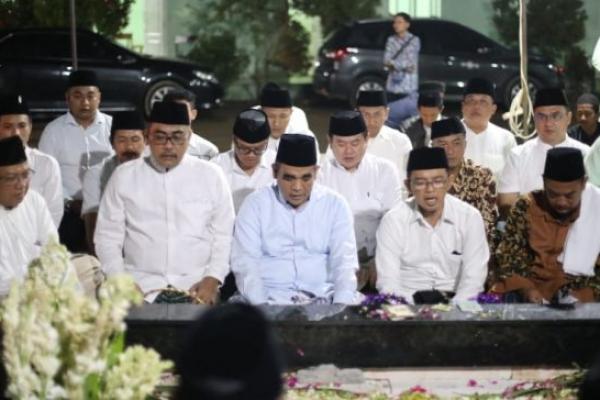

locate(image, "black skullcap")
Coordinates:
148 101 190 125
175 303 283 400
0 136 26 167
276 134 317 166
464 77 495 99
534 88 569 108
431 117 466 140
407 147 449 173
418 91 443 108
260 83 292 108
542 147 585 182
233 109 270 143
356 90 387 107
67 70 99 88
576 93 600 113
0 94 29 116
329 110 367 136
110 111 145 142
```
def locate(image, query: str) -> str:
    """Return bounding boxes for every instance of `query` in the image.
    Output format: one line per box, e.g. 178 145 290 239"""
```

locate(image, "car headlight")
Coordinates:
193 70 219 84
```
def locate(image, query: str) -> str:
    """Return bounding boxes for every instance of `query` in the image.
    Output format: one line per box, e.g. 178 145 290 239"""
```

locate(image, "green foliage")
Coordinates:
292 0 380 36
186 0 311 94
0 0 134 38
491 0 587 61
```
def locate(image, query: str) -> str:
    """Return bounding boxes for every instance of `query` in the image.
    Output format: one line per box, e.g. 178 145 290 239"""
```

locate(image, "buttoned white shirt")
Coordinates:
94 154 235 300
376 194 489 304
38 111 113 200
499 136 590 194
318 153 401 256
0 190 57 295
212 149 276 212
81 155 120 215
231 184 360 305
26 147 63 226
463 121 517 178
366 125 413 183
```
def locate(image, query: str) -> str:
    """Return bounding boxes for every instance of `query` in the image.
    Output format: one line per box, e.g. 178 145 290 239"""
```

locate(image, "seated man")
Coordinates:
212 109 275 212
163 89 220 160
492 148 600 303
81 111 146 252
95 102 235 304
461 77 516 178
0 136 57 295
257 83 320 156
430 117 498 242
568 93 600 146
402 90 444 148
231 134 360 305
355 90 412 183
376 147 489 304
318 110 401 288
499 88 589 213
0 94 63 227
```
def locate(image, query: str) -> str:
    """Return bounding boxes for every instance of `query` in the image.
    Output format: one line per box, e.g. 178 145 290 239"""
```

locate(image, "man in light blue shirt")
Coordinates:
231 134 360 305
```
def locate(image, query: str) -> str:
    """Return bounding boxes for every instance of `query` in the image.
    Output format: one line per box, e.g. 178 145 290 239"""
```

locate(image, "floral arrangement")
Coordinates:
1 239 172 399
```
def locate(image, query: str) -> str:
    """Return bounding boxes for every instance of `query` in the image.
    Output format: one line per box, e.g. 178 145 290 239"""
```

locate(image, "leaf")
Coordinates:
84 372 101 400
106 332 125 369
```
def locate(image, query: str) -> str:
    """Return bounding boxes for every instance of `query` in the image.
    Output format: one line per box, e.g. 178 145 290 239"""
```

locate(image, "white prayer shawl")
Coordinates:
559 184 600 276
0 190 57 295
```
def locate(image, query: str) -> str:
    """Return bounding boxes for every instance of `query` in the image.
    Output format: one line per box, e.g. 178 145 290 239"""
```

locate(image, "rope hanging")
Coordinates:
506 0 536 140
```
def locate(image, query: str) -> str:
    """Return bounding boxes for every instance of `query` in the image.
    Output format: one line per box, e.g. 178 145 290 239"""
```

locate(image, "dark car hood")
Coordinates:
139 54 213 73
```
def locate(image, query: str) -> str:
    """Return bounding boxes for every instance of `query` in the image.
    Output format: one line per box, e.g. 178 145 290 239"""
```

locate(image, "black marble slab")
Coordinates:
124 303 600 368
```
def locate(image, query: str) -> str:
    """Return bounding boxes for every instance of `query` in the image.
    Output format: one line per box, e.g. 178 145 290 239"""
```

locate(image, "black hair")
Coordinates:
394 12 411 23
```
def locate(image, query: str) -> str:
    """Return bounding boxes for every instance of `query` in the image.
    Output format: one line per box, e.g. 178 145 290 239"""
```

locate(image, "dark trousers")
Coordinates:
58 205 88 253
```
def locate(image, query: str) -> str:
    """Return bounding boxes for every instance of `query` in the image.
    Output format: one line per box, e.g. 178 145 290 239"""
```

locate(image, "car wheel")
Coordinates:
503 76 541 109
351 76 385 106
144 80 184 115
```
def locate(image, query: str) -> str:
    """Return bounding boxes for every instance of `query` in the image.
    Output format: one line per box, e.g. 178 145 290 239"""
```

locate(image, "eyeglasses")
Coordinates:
534 111 566 123
0 168 33 186
235 144 268 156
149 132 189 146
411 177 447 190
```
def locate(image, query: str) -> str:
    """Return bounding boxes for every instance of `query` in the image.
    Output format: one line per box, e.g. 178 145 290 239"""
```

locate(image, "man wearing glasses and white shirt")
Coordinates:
95 101 234 304
212 109 275 212
498 88 590 213
376 147 489 305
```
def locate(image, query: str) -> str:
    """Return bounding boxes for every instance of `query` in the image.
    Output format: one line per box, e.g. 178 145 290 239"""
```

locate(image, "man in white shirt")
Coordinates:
38 70 112 252
231 134 360 305
163 89 220 160
376 147 489 304
212 109 275 212
402 90 445 149
355 90 413 183
81 111 146 253
499 88 590 212
319 110 401 289
0 136 57 295
461 77 516 178
0 95 63 227
95 102 235 304
257 82 319 155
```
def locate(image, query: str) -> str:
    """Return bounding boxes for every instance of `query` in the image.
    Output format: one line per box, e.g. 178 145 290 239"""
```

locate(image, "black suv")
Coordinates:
313 18 563 106
0 28 224 115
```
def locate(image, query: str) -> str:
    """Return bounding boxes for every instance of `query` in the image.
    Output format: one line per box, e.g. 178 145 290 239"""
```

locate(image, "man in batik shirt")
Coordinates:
430 117 498 243
491 148 600 303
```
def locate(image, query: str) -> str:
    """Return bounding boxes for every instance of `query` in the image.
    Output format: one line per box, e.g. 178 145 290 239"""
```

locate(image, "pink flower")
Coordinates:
468 379 478 387
409 385 427 393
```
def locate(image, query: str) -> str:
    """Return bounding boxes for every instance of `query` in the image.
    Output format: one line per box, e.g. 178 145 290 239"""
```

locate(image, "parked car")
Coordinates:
0 28 223 116
313 18 563 107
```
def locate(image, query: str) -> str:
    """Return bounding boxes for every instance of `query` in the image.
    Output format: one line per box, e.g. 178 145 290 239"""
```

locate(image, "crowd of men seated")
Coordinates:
2 65 600 308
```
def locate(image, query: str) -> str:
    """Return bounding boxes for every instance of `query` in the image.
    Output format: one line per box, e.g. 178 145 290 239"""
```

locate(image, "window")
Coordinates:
77 34 117 61
435 22 498 54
